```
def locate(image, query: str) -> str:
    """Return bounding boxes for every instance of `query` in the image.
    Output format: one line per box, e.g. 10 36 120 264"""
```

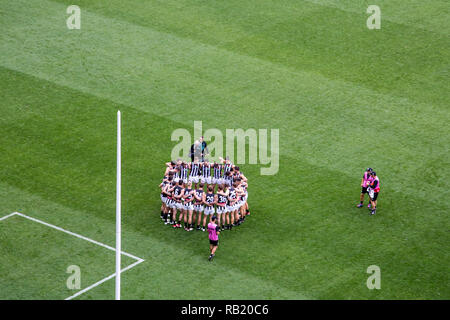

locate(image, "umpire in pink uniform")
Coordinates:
208 216 220 261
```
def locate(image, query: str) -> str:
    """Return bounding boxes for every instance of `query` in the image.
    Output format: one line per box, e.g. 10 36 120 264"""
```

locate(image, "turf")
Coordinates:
0 212 136 300
0 0 448 299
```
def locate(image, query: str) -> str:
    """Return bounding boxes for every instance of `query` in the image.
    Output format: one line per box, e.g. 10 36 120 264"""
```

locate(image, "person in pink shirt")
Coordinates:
208 216 221 261
357 168 374 208
367 171 381 215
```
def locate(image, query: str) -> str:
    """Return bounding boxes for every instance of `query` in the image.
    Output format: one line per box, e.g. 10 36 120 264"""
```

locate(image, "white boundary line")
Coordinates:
0 212 18 221
0 212 145 300
65 258 144 300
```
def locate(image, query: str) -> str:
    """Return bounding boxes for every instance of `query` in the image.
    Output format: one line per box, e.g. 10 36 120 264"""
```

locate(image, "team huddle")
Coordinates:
159 157 250 232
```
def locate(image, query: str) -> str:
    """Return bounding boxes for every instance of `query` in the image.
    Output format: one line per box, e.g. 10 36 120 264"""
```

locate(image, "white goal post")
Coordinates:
115 110 121 300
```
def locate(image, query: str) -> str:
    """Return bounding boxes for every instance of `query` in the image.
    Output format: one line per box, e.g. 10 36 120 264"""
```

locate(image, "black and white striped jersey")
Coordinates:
164 184 173 198
190 162 200 177
228 187 237 200
160 181 168 195
180 165 188 180
213 164 222 179
184 188 194 201
205 193 215 205
194 189 204 204
201 163 211 178
174 165 181 179
217 193 227 205
173 186 183 199
222 163 232 177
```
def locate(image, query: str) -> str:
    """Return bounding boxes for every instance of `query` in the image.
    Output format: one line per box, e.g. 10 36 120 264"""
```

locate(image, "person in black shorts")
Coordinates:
368 171 380 215
207 216 220 261
357 168 373 208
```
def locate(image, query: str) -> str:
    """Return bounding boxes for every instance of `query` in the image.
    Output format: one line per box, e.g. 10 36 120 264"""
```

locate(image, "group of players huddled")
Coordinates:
159 157 250 231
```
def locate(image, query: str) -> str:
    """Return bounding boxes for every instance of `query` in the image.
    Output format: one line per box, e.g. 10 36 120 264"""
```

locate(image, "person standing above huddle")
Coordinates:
190 140 201 162
199 136 208 162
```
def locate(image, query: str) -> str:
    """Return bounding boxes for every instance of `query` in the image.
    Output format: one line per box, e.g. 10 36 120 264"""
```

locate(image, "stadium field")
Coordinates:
0 0 448 299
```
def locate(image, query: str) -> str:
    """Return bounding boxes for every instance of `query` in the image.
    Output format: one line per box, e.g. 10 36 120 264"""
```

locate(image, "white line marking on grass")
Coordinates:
12 212 142 261
1 212 145 300
65 258 144 300
0 212 18 221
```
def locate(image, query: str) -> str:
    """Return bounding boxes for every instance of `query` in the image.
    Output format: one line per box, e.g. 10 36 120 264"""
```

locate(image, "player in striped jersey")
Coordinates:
159 176 169 220
212 162 223 186
193 182 205 230
180 161 189 185
224 170 233 187
240 179 250 217
182 181 195 231
200 159 212 186
220 155 234 174
164 180 177 225
202 185 216 231
228 182 242 227
172 180 184 228
164 161 177 176
189 159 201 188
160 176 173 223
215 185 228 231
222 184 232 230
173 163 181 184
230 167 250 219
235 179 246 225
232 166 247 184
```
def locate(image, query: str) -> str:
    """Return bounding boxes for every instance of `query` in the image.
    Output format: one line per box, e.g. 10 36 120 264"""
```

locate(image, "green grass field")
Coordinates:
0 0 448 299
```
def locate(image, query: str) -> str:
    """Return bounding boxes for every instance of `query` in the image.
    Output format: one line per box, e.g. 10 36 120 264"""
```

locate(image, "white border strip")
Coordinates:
0 212 18 221
0 212 145 300
65 258 144 300
13 212 141 261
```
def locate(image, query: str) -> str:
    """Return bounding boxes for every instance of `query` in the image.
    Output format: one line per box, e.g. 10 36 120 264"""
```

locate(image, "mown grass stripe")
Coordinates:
0 1 447 203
